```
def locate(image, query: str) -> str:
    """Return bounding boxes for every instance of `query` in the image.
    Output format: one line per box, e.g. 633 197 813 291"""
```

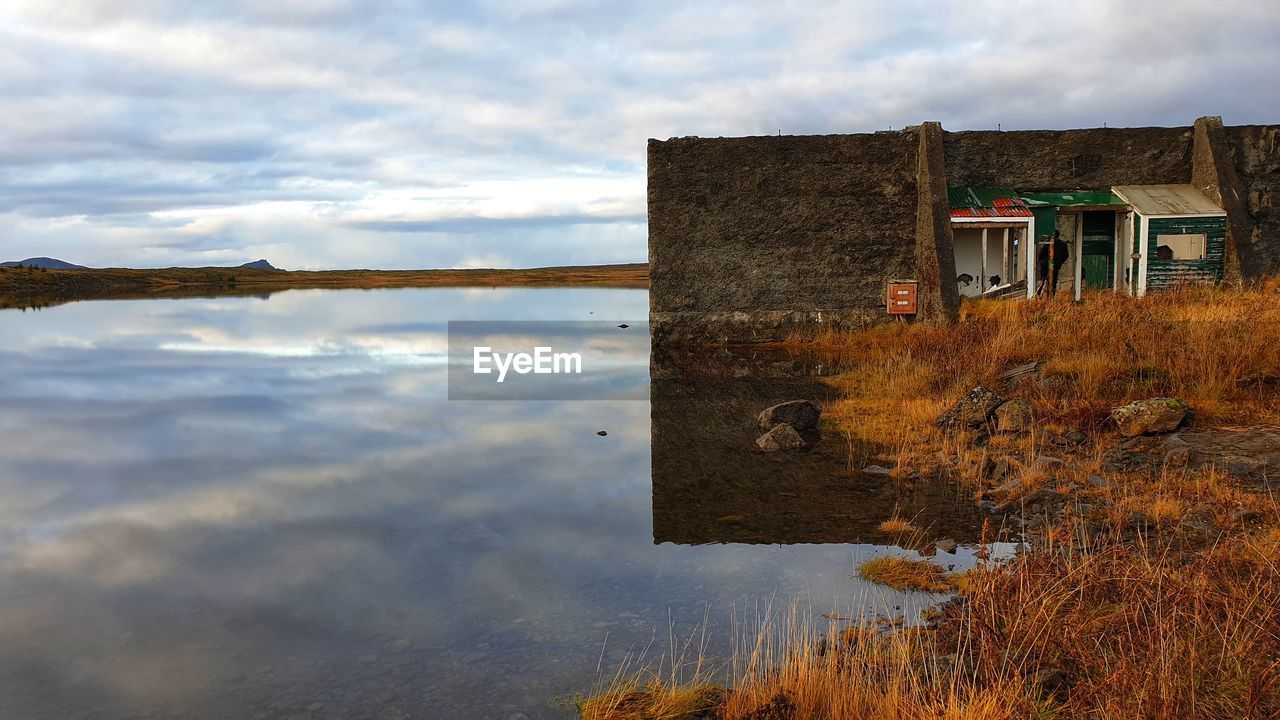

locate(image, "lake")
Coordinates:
0 288 997 720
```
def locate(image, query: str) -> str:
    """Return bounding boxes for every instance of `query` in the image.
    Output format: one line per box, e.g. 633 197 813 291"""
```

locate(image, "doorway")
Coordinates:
1081 210 1116 291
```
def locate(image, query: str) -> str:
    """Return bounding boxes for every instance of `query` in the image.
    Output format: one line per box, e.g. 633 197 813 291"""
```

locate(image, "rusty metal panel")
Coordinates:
886 281 918 315
948 187 1034 218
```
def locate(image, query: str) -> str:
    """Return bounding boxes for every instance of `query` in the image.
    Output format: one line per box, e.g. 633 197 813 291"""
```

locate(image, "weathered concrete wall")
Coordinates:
943 127 1193 190
914 122 960 323
649 130 919 344
650 121 1280 346
1224 125 1280 278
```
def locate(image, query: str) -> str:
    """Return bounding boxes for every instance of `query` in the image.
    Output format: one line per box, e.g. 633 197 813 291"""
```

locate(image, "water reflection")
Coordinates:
1 289 999 720
650 348 990 546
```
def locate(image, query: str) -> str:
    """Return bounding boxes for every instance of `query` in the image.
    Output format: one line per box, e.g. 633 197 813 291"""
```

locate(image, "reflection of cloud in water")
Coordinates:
0 287 981 720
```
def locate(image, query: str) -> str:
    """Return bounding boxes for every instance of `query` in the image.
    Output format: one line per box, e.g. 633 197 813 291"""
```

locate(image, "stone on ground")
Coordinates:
756 423 806 451
1111 397 1188 437
757 400 822 431
993 398 1033 433
937 387 1005 428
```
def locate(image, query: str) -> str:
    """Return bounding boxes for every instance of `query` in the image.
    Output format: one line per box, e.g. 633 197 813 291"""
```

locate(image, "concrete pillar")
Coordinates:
1192 116 1254 283
913 122 960 323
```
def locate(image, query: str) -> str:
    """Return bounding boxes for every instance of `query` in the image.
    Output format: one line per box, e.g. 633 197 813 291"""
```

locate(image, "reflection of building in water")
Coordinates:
650 349 990 546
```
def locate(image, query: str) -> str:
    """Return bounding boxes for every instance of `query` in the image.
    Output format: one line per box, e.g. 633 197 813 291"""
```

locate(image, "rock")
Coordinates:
993 398 1034 433
756 423 806 451
1087 474 1112 490
1065 430 1088 445
1034 456 1065 469
862 464 893 477
1111 398 1188 437
1102 426 1280 480
991 477 1022 497
1022 487 1062 506
987 457 1012 481
937 387 1005 428
757 400 822 430
1163 447 1191 468
934 538 958 554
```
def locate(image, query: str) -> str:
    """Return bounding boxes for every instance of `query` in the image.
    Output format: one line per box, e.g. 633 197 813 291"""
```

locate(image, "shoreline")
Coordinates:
0 263 648 309
581 280 1280 720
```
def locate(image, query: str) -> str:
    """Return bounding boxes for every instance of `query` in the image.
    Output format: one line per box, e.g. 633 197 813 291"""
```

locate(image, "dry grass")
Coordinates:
581 282 1280 720
877 517 920 536
792 284 1280 452
582 525 1280 720
857 556 953 593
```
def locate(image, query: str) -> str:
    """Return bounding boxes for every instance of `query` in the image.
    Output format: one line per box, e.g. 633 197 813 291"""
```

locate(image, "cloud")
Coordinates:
0 0 1278 268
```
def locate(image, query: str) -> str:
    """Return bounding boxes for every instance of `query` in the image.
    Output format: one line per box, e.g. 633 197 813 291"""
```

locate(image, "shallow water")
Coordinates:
0 288 998 720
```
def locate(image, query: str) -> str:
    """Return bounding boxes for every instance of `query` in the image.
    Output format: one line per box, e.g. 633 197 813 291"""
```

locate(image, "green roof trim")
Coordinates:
1019 191 1126 207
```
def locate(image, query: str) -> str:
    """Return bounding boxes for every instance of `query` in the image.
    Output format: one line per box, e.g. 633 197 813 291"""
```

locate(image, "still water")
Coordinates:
0 288 991 720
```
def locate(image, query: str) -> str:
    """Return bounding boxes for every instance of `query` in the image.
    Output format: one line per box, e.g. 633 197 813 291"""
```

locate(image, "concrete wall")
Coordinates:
943 127 1193 190
648 131 920 344
649 121 1280 346
1224 125 1280 278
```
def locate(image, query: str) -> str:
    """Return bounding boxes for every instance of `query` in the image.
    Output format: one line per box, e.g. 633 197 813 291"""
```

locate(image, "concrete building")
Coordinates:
648 117 1280 346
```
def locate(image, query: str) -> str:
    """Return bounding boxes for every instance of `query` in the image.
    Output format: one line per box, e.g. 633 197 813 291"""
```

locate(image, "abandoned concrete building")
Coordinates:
648 117 1280 345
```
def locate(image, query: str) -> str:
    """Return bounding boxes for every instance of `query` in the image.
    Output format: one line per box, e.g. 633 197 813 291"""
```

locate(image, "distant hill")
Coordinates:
0 257 90 270
238 259 279 270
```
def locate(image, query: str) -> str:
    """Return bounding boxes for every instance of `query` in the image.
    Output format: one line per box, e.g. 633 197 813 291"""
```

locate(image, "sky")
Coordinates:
1 1 1278 270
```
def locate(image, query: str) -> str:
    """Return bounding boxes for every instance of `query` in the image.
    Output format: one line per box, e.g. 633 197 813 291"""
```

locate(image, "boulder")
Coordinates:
757 400 822 431
756 423 806 451
1111 398 1188 437
862 465 893 477
993 398 1033 433
937 387 1005 428
1102 426 1280 480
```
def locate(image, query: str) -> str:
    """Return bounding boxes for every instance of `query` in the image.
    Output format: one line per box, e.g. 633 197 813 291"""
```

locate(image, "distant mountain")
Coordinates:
0 257 89 270
238 259 279 270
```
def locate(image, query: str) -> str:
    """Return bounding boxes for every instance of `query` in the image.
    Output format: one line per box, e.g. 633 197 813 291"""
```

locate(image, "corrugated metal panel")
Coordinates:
1113 184 1225 216
1020 191 1126 208
948 187 1033 218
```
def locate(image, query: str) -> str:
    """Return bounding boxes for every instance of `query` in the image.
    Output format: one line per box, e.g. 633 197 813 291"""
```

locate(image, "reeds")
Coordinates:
582 524 1280 720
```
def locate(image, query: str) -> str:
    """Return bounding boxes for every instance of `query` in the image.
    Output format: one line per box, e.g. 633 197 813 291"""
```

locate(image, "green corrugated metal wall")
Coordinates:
1145 216 1226 289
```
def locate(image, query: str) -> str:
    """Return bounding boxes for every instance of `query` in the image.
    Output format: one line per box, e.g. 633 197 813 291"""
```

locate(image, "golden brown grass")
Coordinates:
582 524 1280 720
792 284 1280 454
877 517 920 536
857 556 953 593
580 282 1280 720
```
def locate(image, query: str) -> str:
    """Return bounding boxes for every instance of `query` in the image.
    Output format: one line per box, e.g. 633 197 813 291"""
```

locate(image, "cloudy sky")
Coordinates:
2 1 1278 270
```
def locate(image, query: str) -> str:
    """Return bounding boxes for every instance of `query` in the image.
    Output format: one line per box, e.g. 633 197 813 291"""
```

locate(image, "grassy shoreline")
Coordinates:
582 279 1280 720
0 262 649 309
